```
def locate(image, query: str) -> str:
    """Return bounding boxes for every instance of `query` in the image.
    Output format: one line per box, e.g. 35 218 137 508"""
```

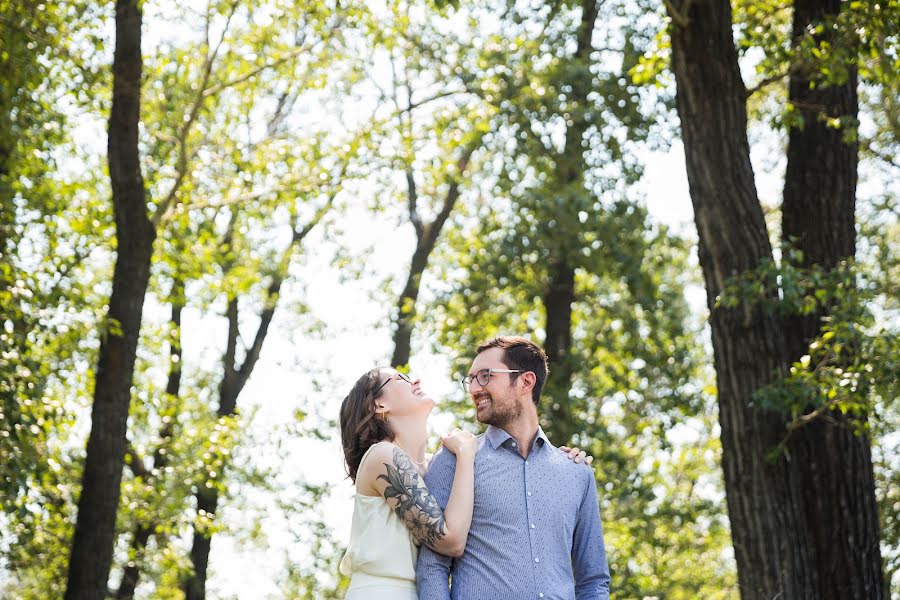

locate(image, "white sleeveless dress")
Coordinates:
339 445 419 599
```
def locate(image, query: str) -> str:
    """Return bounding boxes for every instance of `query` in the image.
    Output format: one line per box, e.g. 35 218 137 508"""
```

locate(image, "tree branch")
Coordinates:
151 0 240 227
663 0 692 28
745 71 788 98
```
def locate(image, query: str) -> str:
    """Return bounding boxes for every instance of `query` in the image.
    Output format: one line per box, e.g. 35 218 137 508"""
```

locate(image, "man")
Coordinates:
417 336 610 599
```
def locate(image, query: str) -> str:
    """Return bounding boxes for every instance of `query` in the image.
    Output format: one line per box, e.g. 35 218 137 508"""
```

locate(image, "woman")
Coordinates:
338 367 591 599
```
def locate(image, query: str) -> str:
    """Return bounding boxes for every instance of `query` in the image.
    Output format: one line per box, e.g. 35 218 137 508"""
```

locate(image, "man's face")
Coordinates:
468 347 525 427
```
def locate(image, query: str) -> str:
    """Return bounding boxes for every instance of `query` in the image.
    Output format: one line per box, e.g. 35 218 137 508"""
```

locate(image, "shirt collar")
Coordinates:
485 425 551 451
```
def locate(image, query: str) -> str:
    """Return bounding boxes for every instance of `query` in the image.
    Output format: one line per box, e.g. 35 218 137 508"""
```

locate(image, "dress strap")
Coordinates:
357 440 386 474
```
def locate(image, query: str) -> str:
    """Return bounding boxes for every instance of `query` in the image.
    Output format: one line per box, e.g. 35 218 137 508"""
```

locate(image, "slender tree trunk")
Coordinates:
666 0 883 597
182 296 270 600
115 284 184 599
541 256 576 441
391 238 431 368
780 1 883 596
390 147 476 367
65 1 156 598
540 0 596 443
181 198 333 599
182 296 240 600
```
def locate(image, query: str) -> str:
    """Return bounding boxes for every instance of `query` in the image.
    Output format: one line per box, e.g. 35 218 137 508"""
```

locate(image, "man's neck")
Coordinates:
501 416 540 458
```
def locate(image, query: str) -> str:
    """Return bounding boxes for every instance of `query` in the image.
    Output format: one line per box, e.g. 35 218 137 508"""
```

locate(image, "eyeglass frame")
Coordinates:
460 368 525 393
373 370 412 397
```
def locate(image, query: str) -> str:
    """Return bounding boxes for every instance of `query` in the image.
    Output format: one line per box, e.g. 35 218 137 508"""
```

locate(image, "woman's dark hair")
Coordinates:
340 368 396 483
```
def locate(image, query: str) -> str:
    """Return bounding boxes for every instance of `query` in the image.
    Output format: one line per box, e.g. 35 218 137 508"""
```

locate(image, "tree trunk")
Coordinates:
667 0 884 597
182 288 279 598
780 1 883 596
65 1 156 599
115 285 184 599
540 0 596 443
181 204 331 599
668 1 805 597
182 296 240 600
390 238 430 368
390 146 475 367
541 256 576 441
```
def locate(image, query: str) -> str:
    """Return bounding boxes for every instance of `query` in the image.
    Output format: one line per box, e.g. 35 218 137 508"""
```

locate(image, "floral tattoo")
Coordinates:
378 447 446 547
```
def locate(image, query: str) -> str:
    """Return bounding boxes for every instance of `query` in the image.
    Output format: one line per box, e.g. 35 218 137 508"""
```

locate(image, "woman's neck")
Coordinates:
390 418 428 464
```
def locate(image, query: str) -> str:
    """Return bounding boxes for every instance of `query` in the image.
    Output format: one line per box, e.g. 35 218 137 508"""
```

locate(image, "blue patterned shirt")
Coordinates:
416 425 610 600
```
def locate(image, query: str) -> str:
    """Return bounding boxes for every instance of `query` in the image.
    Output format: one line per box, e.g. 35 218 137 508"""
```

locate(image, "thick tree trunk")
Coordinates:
667 1 805 597
115 287 184 599
65 1 156 599
667 0 883 598
780 1 883 597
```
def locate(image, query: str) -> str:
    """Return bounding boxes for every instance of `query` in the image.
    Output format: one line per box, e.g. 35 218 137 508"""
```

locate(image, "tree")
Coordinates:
367 2 489 367
424 1 737 596
65 1 158 597
664 0 886 596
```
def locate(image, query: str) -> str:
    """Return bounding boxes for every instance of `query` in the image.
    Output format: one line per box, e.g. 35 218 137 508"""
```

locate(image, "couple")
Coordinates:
339 336 611 599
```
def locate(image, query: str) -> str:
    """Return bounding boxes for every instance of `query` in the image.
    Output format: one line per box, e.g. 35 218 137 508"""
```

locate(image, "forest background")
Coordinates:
0 0 897 599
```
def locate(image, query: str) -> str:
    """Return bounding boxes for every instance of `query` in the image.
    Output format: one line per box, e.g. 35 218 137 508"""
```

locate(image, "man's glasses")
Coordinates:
373 371 412 396
460 368 524 392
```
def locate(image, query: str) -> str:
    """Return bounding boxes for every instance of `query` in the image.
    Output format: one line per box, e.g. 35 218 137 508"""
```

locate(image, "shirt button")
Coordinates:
534 557 540 563
511 441 517 447
527 491 532 496
525 460 529 465
539 594 544 598
531 524 535 529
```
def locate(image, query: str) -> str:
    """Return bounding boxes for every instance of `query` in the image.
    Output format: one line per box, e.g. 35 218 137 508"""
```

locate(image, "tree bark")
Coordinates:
780 1 883 597
668 1 805 597
65 1 156 598
666 0 883 597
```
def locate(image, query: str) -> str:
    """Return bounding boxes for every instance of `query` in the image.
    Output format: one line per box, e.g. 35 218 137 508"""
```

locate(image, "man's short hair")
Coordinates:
476 336 549 405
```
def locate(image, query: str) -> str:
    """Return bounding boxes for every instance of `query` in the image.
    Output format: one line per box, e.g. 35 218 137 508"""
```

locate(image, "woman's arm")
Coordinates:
358 437 475 557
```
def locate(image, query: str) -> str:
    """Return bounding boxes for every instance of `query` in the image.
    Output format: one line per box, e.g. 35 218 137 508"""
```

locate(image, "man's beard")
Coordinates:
476 391 523 428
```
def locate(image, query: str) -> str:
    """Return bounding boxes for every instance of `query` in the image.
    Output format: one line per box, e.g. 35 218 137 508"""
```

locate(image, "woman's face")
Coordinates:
374 368 434 418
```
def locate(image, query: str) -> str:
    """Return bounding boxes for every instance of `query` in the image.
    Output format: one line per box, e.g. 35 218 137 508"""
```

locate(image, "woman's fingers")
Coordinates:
560 446 594 464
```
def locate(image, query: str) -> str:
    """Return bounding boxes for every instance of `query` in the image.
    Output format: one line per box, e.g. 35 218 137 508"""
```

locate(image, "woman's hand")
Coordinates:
441 428 477 458
559 446 594 465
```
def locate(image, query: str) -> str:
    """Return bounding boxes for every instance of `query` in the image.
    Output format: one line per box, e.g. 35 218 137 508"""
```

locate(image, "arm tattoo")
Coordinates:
378 447 447 547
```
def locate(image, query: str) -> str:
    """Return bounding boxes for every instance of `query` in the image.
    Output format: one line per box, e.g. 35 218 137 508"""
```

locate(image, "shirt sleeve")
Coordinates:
415 447 456 600
572 467 611 600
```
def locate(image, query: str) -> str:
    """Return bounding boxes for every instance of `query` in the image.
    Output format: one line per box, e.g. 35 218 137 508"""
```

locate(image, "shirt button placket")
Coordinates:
524 451 540 590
